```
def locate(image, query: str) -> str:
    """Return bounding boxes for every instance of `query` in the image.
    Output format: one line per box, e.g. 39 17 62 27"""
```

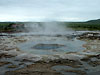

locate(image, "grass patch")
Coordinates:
66 22 100 30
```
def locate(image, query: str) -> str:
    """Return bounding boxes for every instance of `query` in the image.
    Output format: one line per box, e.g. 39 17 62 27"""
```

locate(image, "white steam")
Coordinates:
24 22 73 35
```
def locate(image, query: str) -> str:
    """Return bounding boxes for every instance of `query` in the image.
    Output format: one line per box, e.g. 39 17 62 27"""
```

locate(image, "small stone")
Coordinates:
7 65 18 68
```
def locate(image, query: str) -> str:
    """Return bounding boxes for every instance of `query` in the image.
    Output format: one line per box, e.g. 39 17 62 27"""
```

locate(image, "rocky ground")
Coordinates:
0 32 100 75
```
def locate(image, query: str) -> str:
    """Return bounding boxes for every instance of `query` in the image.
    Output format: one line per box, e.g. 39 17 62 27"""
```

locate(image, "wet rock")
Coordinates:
81 54 100 67
0 62 11 67
87 54 100 59
51 59 82 68
88 71 100 75
36 59 82 68
55 35 63 37
19 63 24 65
6 71 61 75
88 61 100 67
5 63 61 75
65 70 86 75
81 57 90 61
7 65 18 68
5 47 17 51
15 48 20 51
60 53 86 60
21 58 34 62
96 54 100 59
16 39 27 43
15 53 42 62
81 54 100 62
32 44 65 50
78 32 100 40
0 45 17 51
0 53 15 58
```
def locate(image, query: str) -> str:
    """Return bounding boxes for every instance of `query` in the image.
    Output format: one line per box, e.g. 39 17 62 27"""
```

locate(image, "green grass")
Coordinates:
0 22 100 32
0 22 15 32
66 22 100 30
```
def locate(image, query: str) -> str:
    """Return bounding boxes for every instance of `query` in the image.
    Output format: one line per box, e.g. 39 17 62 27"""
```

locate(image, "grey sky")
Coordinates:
0 0 100 21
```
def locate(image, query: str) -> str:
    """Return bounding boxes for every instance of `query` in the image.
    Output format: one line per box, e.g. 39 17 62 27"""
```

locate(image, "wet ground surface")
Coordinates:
0 31 100 75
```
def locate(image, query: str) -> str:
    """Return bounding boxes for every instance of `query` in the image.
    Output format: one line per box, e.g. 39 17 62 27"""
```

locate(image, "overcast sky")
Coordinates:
0 0 100 22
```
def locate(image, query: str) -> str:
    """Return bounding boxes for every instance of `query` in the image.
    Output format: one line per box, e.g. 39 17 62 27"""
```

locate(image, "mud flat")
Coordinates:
0 32 100 75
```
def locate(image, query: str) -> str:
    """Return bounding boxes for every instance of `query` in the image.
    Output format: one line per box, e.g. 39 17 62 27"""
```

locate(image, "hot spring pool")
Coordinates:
17 36 86 55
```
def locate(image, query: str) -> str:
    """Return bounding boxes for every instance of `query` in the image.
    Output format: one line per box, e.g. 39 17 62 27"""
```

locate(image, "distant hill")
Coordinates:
86 19 100 23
